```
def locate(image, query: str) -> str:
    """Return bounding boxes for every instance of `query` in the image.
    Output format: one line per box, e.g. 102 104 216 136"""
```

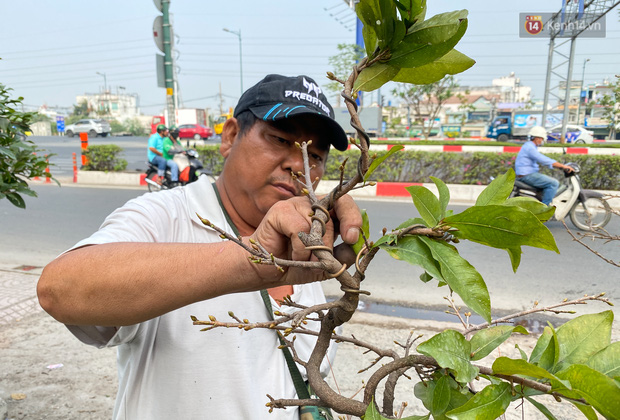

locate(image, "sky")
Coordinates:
1 0 619 117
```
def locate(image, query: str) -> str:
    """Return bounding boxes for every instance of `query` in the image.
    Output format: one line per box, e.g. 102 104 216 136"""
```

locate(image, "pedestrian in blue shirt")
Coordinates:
514 126 574 205
148 124 179 185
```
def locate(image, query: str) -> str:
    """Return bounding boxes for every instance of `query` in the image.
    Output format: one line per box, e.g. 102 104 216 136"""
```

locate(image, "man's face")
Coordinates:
219 114 330 228
533 136 544 145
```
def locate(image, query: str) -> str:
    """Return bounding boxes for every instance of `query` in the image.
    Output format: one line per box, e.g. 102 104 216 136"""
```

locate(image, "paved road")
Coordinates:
30 135 220 177
2 184 618 321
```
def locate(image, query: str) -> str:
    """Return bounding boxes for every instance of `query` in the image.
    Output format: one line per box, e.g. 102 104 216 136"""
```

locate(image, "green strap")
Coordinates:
211 184 311 400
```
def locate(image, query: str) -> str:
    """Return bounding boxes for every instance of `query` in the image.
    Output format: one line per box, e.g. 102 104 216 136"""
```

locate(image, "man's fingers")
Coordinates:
331 195 362 244
333 243 356 268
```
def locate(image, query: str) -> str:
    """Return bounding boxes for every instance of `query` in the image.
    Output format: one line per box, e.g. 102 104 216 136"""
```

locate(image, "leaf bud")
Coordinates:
326 71 335 80
190 315 198 321
243 319 249 324
228 311 235 317
208 315 216 322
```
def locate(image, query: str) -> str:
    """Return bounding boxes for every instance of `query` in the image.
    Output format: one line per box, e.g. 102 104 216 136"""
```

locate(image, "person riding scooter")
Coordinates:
514 126 574 205
167 127 202 183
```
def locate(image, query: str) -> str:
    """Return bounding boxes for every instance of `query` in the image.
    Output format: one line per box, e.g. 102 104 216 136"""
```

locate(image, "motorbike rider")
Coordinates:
148 124 179 186
163 127 185 160
515 126 574 205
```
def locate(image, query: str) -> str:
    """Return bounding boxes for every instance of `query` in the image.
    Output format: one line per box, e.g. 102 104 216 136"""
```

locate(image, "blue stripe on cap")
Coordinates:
271 109 283 120
285 105 307 117
263 103 282 120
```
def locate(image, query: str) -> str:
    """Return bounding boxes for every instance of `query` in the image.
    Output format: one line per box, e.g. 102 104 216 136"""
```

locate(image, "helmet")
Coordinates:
529 126 547 140
156 124 168 133
169 127 180 139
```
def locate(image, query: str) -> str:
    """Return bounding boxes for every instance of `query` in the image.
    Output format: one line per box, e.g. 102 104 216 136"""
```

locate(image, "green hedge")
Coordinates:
196 145 620 191
82 145 128 172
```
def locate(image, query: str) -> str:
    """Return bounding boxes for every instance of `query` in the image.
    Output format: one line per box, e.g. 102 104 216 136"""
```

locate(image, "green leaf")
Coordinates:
525 397 558 420
556 364 620 419
506 247 522 273
555 311 613 371
587 341 620 378
393 49 475 84
364 145 404 182
363 397 386 420
419 237 491 323
443 205 559 253
431 375 451 417
430 176 450 219
0 145 17 159
515 344 528 360
6 192 25 209
406 10 468 42
406 185 442 227
352 209 370 255
379 236 443 281
362 24 379 57
390 11 468 68
414 380 435 412
570 401 599 420
445 382 511 420
503 197 555 222
475 169 515 206
417 330 479 383
491 357 567 387
469 326 529 361
530 326 553 365
419 271 433 283
354 62 400 93
363 396 431 419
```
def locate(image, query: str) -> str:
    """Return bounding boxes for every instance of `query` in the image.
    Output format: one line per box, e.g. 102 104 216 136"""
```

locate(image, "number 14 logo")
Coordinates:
525 15 543 35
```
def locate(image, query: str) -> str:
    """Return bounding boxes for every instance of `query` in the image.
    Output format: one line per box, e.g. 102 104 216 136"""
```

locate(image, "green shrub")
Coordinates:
195 145 620 190
82 144 127 172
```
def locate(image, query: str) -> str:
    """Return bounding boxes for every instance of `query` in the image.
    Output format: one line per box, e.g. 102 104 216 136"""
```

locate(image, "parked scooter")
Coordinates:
144 149 214 192
510 162 611 231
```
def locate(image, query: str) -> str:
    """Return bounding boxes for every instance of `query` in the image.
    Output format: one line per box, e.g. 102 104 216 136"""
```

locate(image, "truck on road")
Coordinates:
150 108 208 133
487 110 563 141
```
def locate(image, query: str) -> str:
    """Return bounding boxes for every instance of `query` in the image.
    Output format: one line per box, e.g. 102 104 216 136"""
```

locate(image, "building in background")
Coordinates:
75 89 140 122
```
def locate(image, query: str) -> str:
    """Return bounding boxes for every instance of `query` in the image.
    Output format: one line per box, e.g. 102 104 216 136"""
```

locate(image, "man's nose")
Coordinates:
282 149 305 174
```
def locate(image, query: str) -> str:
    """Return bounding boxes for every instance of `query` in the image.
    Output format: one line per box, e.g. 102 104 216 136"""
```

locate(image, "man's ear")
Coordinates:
219 117 240 158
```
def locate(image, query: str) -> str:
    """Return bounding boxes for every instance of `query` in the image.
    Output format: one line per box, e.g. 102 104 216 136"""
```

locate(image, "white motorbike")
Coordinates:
511 163 612 231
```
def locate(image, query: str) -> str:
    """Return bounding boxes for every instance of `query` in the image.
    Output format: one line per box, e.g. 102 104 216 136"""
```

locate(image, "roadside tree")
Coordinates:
194 2 618 419
595 75 620 140
0 83 54 208
392 76 460 140
327 43 365 107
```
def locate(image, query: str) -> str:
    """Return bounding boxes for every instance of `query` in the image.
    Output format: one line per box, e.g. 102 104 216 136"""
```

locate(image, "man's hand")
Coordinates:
247 195 362 287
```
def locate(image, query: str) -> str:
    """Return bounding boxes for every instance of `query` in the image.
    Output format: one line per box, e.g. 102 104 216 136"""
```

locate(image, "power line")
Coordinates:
0 54 152 72
1 38 151 56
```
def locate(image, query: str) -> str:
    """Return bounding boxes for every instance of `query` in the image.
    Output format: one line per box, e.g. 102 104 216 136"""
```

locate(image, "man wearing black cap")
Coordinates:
38 74 360 419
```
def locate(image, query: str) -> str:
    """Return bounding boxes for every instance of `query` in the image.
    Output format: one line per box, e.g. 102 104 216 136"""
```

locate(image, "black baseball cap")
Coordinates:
234 74 349 151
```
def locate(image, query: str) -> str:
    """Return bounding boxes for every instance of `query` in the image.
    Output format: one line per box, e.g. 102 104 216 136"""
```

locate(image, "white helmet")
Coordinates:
529 126 547 140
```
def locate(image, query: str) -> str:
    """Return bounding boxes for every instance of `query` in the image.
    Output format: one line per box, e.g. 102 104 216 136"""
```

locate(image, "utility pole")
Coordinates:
577 58 590 125
218 83 224 115
162 0 176 125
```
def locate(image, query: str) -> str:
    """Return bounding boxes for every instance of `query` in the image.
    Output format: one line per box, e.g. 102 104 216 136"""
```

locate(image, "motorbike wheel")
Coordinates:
569 197 612 231
145 171 163 192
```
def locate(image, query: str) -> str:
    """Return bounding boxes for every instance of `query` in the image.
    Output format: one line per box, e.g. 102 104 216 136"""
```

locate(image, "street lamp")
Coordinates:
96 72 107 93
223 28 243 95
577 58 590 125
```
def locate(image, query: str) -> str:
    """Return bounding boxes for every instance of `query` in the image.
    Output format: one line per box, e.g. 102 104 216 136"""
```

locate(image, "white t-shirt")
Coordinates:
66 176 337 419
